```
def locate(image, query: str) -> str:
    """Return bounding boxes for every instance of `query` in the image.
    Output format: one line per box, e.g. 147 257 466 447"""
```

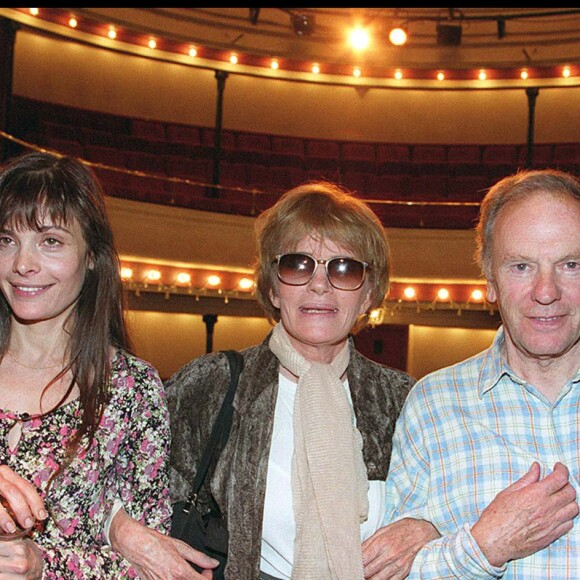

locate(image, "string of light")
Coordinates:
120 258 492 321
14 8 579 86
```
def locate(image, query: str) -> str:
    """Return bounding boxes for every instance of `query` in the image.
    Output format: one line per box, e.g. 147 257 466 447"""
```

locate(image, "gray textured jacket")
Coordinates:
166 333 415 579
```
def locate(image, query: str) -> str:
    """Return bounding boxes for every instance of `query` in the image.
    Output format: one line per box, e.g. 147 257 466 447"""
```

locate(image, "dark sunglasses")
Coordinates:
273 253 369 291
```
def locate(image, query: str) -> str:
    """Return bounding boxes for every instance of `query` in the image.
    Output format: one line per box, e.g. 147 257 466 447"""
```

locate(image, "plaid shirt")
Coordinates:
384 327 580 579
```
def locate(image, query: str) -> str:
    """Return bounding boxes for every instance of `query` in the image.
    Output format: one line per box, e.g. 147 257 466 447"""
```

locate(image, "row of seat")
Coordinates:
34 141 494 203
12 96 580 178
38 118 578 177
6 132 537 203
0 138 487 229
7 96 579 229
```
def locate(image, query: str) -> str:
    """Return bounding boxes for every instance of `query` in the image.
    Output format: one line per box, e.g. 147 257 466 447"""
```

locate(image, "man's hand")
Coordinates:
109 508 219 579
362 518 440 579
472 462 578 567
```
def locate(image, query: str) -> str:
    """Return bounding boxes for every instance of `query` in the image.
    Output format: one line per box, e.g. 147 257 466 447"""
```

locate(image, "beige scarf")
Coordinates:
269 322 369 579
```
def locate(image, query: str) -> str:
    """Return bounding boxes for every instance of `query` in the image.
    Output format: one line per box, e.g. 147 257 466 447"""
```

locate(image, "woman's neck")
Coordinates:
8 321 69 370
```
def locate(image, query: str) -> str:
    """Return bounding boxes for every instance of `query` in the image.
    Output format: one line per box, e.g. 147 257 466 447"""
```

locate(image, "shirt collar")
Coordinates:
479 326 522 397
479 325 580 397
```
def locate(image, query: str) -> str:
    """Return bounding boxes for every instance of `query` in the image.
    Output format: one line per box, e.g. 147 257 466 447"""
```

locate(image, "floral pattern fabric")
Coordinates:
0 350 172 579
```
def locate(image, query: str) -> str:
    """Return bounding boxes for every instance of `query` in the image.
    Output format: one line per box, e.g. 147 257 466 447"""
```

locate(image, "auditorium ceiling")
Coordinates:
6 7 580 89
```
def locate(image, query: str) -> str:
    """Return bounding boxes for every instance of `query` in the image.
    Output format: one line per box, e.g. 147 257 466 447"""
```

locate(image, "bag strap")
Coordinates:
187 349 244 504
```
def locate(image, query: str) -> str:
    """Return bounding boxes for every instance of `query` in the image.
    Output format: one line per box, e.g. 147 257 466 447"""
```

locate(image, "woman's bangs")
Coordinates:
0 185 72 231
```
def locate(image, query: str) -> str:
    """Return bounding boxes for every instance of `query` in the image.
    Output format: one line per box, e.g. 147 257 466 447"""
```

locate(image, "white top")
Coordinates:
260 372 386 579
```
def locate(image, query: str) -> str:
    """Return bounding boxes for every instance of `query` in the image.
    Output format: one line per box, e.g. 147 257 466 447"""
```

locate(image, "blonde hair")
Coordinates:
254 181 390 327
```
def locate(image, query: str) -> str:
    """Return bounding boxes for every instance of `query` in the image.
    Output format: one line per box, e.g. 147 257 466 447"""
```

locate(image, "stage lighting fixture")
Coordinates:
436 22 462 46
292 13 315 36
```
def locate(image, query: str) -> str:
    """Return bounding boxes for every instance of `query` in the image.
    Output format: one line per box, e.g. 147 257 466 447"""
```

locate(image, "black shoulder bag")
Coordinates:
170 350 244 579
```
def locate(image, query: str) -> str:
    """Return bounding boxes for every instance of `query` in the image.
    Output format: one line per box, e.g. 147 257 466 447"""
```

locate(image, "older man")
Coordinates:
364 169 580 578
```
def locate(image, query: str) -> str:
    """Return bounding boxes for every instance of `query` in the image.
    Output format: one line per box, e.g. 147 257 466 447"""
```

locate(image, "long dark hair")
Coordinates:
0 152 131 458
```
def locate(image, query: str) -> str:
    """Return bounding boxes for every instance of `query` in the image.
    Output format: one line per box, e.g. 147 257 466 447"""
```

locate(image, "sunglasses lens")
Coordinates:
276 254 367 290
277 253 315 285
327 258 366 290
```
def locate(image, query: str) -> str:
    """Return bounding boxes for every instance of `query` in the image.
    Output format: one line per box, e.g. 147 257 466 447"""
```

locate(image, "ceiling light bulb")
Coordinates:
471 289 484 301
68 17 77 28
478 70 487 81
188 46 197 57
207 275 221 287
145 269 161 282
120 267 133 280
563 66 571 78
176 272 191 285
312 63 320 74
394 69 403 80
148 38 157 49
437 288 450 301
108 27 117 40
271 59 279 70
349 27 370 51
353 67 361 77
29 8 39 16
520 69 528 80
229 53 238 64
389 27 407 46
437 71 445 81
403 287 416 299
238 277 254 290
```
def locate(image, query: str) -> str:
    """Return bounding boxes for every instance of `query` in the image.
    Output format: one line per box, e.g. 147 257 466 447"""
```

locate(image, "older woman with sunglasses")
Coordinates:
110 181 439 579
164 181 439 580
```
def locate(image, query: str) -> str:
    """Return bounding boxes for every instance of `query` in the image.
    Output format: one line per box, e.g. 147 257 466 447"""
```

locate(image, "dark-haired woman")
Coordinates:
0 152 197 578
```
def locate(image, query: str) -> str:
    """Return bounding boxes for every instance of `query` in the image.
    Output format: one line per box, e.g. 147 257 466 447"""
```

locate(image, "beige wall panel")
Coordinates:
106 198 257 271
126 310 272 379
408 325 496 380
13 30 217 127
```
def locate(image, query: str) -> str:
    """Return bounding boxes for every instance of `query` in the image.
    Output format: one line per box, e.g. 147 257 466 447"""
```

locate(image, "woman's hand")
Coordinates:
0 538 43 578
362 518 440 579
109 508 219 579
0 466 47 535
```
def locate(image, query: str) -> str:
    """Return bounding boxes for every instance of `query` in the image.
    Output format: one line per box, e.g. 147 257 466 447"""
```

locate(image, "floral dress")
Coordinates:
0 350 172 579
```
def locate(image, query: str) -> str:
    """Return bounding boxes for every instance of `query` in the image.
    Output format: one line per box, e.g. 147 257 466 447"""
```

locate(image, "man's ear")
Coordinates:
486 279 497 303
